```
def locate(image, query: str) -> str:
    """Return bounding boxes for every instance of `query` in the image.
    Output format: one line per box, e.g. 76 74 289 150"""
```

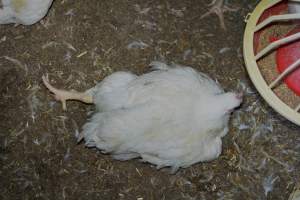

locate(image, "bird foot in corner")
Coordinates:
200 0 239 30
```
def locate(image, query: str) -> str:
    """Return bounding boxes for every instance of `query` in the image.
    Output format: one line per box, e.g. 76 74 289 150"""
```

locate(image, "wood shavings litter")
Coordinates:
77 51 87 58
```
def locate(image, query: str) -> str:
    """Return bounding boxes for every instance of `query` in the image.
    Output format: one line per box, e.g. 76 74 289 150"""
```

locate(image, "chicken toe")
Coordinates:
200 0 238 30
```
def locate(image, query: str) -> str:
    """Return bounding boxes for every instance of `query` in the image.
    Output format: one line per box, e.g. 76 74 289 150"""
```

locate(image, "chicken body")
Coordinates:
43 62 242 172
0 0 53 25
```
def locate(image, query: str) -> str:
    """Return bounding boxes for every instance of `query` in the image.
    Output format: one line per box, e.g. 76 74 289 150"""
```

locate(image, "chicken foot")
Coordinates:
42 75 93 110
200 0 238 30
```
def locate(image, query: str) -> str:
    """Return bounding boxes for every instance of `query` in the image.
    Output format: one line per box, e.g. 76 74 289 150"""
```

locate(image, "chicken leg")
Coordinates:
42 75 93 110
200 0 238 30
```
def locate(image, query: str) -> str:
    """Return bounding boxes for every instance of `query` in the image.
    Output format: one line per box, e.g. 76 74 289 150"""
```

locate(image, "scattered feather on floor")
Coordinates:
263 174 279 197
127 40 149 49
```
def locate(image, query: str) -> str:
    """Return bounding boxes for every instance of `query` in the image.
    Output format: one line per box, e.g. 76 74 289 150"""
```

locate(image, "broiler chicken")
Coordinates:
43 62 242 173
0 0 53 25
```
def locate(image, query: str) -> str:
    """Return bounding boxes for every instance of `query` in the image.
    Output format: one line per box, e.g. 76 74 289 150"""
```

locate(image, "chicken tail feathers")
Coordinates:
149 61 170 71
76 132 85 144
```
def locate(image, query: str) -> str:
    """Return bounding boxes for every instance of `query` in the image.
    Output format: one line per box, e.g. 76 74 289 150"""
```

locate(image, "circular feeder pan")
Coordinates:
243 0 300 125
276 25 300 95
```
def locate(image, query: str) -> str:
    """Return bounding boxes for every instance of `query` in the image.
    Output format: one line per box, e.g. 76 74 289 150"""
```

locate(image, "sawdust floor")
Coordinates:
1 0 300 199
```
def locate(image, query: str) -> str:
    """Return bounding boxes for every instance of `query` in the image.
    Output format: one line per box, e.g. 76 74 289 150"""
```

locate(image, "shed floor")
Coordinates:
1 0 299 199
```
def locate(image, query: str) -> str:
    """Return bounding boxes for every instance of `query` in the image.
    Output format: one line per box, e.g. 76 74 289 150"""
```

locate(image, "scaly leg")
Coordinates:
200 0 238 30
42 75 93 110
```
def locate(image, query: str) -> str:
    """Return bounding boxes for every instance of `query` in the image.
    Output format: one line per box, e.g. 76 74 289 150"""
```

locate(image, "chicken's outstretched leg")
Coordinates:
42 75 93 110
200 0 238 30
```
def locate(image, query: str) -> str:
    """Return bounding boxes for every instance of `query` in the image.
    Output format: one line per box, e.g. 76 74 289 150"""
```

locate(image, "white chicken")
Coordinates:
0 0 53 25
42 62 242 173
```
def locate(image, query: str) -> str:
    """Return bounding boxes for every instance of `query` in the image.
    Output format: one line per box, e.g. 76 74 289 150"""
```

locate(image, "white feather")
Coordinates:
82 62 242 172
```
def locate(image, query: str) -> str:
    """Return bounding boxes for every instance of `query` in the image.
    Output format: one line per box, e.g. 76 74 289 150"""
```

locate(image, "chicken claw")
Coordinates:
200 0 238 30
42 75 93 110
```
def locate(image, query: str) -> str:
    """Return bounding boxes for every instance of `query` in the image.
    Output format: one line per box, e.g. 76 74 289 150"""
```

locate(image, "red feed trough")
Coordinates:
253 0 300 96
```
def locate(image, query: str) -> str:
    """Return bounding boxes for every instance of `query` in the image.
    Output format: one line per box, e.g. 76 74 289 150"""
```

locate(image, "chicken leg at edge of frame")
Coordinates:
42 75 93 110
